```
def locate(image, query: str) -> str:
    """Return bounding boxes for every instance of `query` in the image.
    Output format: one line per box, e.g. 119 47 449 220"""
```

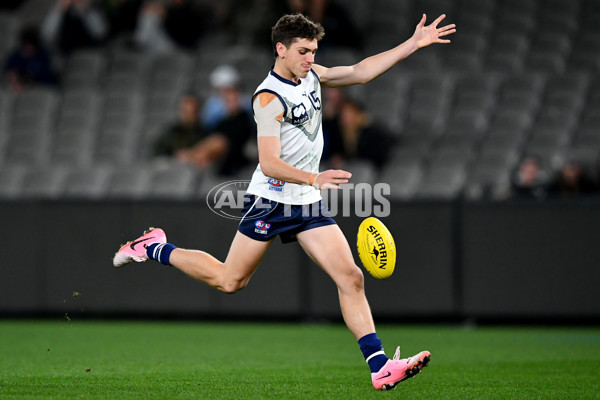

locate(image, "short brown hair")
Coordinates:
271 14 325 57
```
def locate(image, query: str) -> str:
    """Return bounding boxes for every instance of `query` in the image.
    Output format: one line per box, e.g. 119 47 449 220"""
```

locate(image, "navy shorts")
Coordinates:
238 194 337 243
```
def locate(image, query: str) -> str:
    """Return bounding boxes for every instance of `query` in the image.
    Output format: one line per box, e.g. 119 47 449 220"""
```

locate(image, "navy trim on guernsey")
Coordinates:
310 69 320 82
252 88 288 116
269 69 300 86
238 194 336 243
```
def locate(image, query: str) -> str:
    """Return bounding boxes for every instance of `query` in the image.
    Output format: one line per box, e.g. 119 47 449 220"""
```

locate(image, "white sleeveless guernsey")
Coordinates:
246 69 323 205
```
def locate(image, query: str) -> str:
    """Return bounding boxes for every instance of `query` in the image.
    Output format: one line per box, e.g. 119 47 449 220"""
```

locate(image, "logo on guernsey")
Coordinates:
291 104 308 125
254 220 271 235
268 178 285 192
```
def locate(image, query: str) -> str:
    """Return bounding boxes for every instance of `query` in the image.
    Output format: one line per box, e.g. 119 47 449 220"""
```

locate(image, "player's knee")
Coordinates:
351 266 365 290
340 265 365 293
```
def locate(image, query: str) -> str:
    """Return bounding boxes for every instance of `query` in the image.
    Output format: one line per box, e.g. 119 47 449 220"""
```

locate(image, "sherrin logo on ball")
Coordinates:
357 217 396 279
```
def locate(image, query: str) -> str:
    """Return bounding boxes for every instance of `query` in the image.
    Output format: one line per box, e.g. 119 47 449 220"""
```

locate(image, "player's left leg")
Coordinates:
296 224 430 390
297 224 374 339
114 228 273 294
168 231 273 293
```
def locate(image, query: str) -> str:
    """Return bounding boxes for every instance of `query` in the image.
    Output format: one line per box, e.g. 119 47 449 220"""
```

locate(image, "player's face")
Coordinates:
279 38 318 82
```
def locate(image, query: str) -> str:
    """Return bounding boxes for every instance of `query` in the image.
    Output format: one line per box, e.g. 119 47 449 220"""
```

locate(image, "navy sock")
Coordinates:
146 243 176 265
358 333 389 373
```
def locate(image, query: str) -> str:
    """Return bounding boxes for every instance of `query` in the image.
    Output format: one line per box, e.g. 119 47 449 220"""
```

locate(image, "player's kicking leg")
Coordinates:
113 228 273 293
296 224 430 390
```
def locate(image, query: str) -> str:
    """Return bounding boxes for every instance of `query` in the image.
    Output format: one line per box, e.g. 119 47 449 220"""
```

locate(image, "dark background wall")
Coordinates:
1 200 599 321
461 202 600 318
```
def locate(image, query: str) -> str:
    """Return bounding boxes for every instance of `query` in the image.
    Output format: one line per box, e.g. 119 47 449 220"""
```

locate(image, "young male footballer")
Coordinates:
114 13 455 390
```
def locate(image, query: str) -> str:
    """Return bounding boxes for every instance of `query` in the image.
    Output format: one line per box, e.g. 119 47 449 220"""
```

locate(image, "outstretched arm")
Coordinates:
313 14 456 87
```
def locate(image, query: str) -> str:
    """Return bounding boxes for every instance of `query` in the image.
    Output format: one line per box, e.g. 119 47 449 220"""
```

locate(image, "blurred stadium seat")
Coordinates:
379 162 423 200
415 164 467 200
106 165 153 200
20 165 68 199
63 166 113 199
0 163 27 199
148 162 199 200
62 49 106 89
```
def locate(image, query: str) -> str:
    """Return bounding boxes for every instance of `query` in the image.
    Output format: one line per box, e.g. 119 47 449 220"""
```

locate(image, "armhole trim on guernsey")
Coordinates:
252 89 287 116
310 69 320 82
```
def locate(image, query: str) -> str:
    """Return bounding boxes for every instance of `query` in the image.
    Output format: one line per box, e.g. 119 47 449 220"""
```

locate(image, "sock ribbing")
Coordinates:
358 333 389 373
146 243 176 265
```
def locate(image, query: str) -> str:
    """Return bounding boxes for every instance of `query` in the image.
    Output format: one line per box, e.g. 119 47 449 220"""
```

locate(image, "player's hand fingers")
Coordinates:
438 30 456 38
432 14 446 28
441 23 456 30
438 29 456 39
439 24 456 33
323 177 349 187
331 169 352 179
320 182 340 190
438 28 456 38
417 13 426 28
314 169 351 189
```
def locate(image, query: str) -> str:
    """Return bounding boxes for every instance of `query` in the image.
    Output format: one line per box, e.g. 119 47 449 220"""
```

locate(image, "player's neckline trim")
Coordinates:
270 69 301 86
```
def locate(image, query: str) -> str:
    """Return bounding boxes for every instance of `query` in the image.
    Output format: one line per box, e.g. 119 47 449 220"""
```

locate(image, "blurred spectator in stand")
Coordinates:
2 26 59 94
306 0 363 50
326 99 394 170
547 158 597 198
153 94 205 157
510 155 549 200
101 0 143 41
133 0 209 54
178 85 255 176
321 86 345 161
201 65 251 132
41 0 109 56
133 1 173 53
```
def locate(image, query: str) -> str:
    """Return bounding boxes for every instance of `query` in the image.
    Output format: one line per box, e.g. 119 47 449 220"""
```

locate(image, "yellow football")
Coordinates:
357 217 396 279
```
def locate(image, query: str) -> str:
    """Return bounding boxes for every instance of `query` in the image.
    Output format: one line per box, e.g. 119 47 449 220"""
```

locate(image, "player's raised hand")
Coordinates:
412 14 456 49
313 169 352 190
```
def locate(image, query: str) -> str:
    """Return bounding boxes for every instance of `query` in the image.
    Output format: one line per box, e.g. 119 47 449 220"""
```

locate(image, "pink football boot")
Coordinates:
113 227 167 267
371 347 430 390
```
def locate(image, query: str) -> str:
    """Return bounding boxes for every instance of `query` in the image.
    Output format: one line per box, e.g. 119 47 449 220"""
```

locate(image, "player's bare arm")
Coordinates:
313 14 456 88
254 92 351 189
258 137 351 190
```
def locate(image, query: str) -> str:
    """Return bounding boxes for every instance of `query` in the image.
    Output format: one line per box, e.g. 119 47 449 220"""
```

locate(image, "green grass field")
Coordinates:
1 320 599 400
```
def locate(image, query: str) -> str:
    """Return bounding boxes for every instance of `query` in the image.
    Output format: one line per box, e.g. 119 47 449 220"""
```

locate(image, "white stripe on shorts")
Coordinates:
238 196 262 226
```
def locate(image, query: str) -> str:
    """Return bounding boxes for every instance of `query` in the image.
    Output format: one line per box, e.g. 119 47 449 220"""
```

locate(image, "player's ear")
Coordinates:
276 42 286 58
